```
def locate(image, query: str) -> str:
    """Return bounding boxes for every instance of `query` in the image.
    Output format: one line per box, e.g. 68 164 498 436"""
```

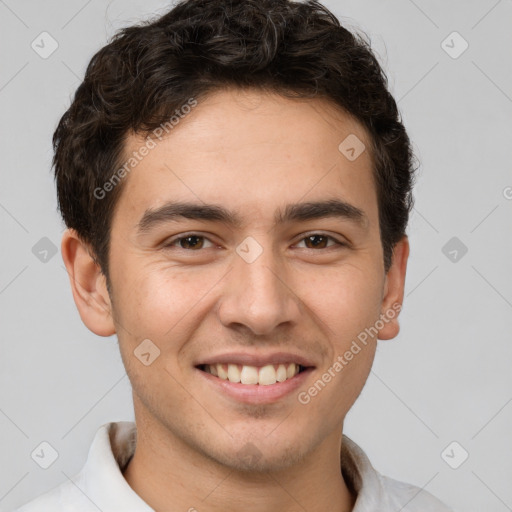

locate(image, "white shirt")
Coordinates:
13 421 453 512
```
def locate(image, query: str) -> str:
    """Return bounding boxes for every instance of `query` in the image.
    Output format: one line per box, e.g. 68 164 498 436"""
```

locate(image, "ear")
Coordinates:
377 236 409 340
61 228 116 337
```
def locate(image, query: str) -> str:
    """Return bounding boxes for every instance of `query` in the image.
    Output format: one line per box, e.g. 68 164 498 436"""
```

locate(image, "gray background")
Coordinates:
1 0 511 511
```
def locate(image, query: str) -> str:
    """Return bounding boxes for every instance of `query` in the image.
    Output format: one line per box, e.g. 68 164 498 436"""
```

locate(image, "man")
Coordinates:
15 0 453 510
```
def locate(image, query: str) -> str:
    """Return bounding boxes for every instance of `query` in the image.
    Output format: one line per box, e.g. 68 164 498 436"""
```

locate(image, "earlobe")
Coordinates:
61 229 116 337
377 236 410 340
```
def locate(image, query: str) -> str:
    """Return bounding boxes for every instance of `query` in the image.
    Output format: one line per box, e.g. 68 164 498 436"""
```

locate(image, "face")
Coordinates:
69 88 407 472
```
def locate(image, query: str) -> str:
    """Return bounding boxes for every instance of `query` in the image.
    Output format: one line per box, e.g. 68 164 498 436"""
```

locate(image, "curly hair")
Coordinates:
53 0 416 282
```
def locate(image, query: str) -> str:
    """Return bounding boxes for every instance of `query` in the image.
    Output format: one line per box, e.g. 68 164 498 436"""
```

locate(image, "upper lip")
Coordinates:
195 351 316 368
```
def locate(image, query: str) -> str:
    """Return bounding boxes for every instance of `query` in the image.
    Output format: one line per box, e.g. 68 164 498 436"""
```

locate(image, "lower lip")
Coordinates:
196 367 314 404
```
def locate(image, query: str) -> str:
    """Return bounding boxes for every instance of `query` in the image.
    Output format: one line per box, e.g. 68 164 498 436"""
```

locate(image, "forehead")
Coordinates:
112 88 378 230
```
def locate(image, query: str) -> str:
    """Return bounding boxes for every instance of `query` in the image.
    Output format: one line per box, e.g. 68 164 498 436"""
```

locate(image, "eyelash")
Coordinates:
163 233 347 251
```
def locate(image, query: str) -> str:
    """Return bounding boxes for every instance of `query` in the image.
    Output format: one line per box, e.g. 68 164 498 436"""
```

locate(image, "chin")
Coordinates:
205 436 309 474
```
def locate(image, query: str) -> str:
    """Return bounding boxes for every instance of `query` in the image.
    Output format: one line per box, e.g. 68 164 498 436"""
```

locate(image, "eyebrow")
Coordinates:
136 198 367 234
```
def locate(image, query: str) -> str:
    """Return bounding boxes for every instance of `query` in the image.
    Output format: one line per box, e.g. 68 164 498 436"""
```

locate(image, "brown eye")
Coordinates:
297 234 343 249
304 235 328 249
179 235 204 249
165 234 215 250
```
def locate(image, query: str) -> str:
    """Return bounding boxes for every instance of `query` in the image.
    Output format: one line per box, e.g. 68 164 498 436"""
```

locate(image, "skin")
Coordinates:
62 88 409 512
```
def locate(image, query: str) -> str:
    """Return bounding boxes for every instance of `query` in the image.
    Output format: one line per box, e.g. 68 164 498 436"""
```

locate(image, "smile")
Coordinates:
199 363 305 385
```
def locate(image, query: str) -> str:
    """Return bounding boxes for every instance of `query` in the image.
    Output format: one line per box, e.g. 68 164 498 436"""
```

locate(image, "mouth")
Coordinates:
196 362 308 386
194 352 316 403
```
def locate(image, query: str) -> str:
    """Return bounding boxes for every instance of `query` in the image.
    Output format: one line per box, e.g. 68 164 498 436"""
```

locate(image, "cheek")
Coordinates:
305 263 384 342
111 266 207 393
112 262 219 341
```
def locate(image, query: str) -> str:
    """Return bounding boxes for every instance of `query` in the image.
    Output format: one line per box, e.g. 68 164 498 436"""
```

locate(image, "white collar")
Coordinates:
32 421 449 512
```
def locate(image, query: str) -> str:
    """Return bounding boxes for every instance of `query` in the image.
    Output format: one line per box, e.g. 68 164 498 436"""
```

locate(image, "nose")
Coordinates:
217 241 302 336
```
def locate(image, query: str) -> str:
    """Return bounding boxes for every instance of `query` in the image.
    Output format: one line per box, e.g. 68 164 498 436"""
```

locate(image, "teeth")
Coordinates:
205 363 302 385
217 364 228 380
227 364 241 383
276 364 287 382
240 365 259 384
259 365 277 385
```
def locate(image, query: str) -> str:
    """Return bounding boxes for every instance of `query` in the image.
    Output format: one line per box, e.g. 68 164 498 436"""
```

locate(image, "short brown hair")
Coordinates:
53 0 416 281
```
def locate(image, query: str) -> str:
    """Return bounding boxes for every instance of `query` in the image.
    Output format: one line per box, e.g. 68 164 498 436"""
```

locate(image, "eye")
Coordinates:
164 234 215 250
163 233 346 252
294 234 346 250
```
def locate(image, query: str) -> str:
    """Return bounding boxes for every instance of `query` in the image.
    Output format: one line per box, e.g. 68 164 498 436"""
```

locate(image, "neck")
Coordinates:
122 415 356 512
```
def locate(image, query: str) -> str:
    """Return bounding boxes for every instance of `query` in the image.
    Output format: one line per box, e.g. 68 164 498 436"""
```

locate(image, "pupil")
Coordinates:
307 235 326 248
182 236 202 249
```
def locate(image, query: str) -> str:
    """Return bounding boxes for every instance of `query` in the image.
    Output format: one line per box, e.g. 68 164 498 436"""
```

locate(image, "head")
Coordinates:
58 0 414 472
